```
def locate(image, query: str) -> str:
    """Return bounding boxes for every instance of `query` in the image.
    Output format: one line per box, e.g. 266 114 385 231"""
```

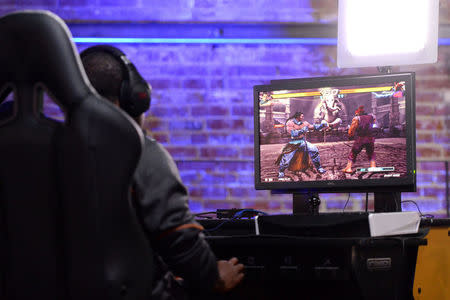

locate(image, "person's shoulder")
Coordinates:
138 135 182 180
142 136 178 166
143 135 157 147
286 119 296 128
142 136 171 158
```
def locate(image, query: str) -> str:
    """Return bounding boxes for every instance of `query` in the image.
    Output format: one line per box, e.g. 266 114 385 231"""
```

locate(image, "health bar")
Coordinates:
272 91 321 99
357 167 395 172
270 86 393 99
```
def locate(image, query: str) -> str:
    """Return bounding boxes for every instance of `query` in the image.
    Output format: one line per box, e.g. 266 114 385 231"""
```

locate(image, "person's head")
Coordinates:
355 105 365 116
80 45 151 127
293 111 304 121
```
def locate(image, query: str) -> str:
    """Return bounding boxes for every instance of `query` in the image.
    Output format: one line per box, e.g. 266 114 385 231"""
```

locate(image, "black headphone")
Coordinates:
80 45 151 118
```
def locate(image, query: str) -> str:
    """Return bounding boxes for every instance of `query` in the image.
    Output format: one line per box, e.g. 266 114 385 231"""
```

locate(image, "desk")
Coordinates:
200 218 427 300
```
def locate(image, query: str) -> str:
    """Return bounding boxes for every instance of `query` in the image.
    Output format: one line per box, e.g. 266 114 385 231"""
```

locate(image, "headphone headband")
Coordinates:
80 45 151 118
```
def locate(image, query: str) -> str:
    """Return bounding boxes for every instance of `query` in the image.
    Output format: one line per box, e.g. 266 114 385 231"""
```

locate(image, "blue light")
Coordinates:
73 37 337 45
73 37 450 45
439 38 450 45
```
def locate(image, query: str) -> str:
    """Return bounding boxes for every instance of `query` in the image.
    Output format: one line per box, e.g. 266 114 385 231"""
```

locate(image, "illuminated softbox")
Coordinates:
337 0 439 68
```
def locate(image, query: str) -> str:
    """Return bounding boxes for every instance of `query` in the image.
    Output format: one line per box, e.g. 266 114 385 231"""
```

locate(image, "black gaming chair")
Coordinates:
0 10 153 299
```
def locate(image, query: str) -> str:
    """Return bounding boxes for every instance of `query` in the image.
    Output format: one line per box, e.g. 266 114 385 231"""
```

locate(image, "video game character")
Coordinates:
275 112 328 177
342 105 376 173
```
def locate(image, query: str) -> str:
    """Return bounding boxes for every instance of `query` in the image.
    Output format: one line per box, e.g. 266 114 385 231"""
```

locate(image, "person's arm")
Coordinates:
132 138 243 293
348 117 359 137
305 120 328 131
371 114 376 126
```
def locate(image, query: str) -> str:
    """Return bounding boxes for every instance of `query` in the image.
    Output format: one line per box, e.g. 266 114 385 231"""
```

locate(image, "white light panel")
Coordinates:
337 0 439 68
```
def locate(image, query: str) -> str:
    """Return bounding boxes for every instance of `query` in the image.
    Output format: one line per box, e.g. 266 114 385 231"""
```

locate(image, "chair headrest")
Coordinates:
0 10 94 109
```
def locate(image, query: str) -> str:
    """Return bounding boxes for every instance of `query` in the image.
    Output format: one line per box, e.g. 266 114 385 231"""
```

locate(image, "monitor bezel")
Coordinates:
253 72 416 194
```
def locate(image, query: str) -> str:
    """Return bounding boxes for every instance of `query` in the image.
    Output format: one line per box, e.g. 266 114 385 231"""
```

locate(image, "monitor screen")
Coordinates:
253 72 416 194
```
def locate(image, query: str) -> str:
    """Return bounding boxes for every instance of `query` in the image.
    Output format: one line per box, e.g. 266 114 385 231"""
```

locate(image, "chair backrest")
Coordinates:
0 10 153 300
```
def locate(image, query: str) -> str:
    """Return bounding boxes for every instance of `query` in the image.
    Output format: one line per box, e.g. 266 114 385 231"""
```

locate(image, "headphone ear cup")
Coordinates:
118 77 131 113
119 81 151 118
125 82 151 118
120 64 151 118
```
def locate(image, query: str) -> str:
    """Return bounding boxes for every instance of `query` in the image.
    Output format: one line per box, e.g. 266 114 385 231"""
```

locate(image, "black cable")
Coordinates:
395 192 400 212
193 211 216 219
234 209 268 218
203 218 236 234
401 200 434 218
194 211 216 216
194 215 214 219
342 193 351 212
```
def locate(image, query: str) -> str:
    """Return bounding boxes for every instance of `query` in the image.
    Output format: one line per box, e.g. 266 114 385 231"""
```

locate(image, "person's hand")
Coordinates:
214 257 245 293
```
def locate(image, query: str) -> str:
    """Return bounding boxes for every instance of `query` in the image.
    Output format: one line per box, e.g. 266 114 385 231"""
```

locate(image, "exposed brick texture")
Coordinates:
3 1 449 217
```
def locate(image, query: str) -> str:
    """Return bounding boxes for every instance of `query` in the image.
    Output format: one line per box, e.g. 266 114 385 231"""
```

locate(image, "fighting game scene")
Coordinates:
257 81 408 183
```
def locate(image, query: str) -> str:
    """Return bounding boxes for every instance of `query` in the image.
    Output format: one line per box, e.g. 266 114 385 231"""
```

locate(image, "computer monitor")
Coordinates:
253 72 416 214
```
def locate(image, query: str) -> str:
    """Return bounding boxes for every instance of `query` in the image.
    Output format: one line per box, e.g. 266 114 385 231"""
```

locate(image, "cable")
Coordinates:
203 218 235 234
365 192 369 212
395 193 400 212
401 200 435 218
193 211 216 219
234 209 268 218
342 193 351 212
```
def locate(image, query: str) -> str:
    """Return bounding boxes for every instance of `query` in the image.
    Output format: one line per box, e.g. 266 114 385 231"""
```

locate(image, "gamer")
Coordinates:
0 43 245 300
79 45 245 299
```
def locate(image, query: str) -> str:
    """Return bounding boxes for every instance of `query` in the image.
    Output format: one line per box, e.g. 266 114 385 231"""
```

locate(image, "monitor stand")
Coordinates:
374 192 402 212
292 191 402 215
293 193 321 215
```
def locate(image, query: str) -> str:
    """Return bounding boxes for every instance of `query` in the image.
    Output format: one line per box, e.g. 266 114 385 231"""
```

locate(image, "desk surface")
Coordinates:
420 217 450 226
198 215 430 300
199 213 433 241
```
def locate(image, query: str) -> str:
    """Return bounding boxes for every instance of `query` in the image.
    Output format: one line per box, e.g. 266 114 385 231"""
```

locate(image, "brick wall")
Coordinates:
2 1 448 217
